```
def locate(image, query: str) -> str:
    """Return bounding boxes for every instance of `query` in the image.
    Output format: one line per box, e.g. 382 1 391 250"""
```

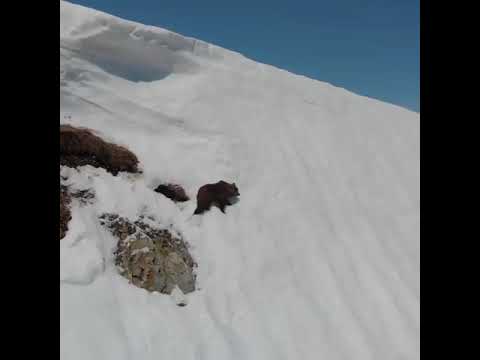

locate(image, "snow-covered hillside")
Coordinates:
60 2 419 359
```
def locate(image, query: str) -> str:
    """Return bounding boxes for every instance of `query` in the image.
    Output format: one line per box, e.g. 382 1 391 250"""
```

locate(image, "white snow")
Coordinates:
171 286 188 307
60 2 419 359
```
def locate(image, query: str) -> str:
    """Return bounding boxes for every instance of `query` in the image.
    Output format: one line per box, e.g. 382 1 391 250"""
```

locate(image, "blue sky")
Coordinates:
68 0 419 112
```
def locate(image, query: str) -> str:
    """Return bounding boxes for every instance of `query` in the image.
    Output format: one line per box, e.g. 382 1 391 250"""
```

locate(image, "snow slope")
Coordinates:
60 2 419 359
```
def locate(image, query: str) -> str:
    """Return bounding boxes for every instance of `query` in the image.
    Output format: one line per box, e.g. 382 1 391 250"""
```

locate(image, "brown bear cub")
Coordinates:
194 181 240 215
154 183 189 203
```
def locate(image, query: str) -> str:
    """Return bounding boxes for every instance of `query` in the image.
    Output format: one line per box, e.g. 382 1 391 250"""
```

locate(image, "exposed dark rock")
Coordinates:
60 185 71 240
70 188 96 206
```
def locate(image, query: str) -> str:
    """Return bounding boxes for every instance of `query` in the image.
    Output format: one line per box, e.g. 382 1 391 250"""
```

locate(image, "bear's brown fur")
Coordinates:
194 181 240 215
154 183 189 202
60 124 139 176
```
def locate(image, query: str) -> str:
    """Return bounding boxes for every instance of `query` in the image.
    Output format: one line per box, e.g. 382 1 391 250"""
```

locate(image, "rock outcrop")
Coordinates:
60 185 71 240
100 214 196 295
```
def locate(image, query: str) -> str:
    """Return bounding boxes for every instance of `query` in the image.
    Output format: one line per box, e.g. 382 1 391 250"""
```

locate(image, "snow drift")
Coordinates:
60 1 419 359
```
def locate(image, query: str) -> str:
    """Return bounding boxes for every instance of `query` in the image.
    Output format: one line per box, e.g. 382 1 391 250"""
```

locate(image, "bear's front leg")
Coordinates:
194 206 206 215
218 202 226 213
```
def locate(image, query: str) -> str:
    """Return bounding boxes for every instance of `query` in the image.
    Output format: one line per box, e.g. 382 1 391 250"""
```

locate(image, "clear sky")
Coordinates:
68 0 419 112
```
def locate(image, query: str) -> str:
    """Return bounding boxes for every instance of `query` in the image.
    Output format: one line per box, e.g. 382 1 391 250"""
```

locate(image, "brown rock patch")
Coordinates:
60 185 71 240
60 124 139 176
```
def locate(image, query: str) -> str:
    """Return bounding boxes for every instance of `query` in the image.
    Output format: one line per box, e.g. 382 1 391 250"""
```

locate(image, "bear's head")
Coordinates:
231 183 240 197
216 180 240 197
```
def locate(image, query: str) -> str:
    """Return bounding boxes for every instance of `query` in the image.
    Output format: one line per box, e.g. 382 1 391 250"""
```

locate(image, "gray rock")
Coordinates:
101 214 196 295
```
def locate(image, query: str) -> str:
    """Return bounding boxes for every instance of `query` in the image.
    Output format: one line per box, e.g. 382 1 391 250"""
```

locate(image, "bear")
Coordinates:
194 181 240 215
154 183 189 203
